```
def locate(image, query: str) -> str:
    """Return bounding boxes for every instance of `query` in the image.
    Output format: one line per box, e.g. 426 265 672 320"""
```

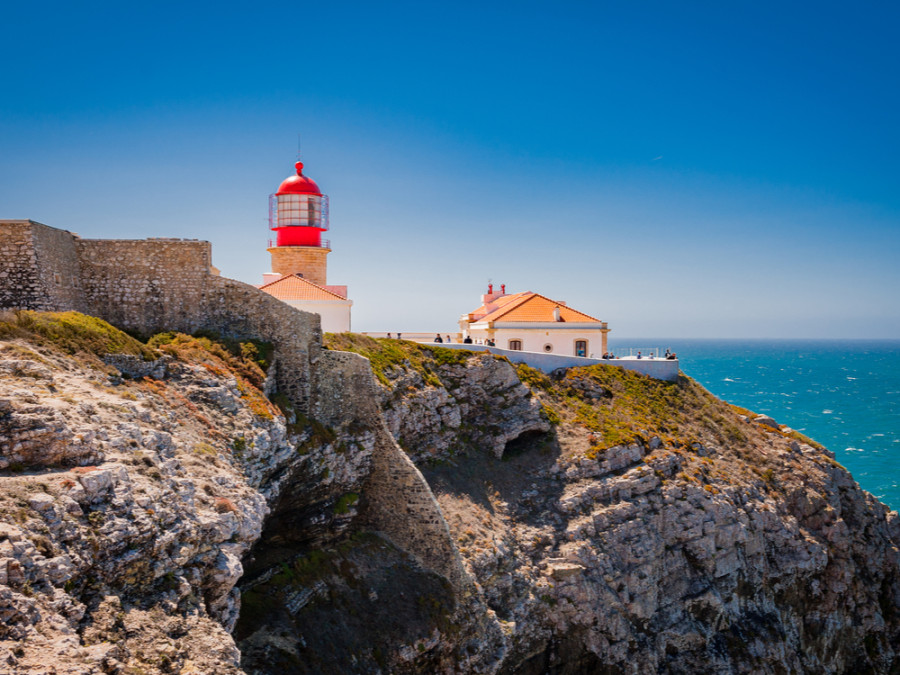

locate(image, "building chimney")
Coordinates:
501 284 506 294
553 306 562 322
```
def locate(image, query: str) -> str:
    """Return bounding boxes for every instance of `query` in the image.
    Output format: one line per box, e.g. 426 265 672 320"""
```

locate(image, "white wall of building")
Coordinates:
283 300 352 333
466 323 608 357
427 343 680 381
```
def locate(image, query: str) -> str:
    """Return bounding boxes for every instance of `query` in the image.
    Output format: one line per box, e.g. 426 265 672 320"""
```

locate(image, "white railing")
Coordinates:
607 347 678 360
354 336 680 381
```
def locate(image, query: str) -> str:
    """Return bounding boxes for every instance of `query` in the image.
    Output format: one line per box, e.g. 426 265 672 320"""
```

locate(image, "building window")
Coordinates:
508 339 522 351
575 340 588 357
543 343 553 353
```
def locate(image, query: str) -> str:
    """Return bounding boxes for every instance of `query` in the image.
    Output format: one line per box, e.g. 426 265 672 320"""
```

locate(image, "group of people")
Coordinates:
434 334 495 346
601 349 677 360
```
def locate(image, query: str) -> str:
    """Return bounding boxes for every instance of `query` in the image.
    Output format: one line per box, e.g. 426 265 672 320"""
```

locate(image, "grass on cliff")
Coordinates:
519 362 750 452
0 310 157 362
0 311 278 422
323 333 475 387
728 402 825 450
147 332 276 419
526 362 826 457
148 332 272 390
0 310 274 385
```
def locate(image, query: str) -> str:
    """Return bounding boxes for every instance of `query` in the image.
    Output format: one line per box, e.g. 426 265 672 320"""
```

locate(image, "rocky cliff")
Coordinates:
0 316 897 674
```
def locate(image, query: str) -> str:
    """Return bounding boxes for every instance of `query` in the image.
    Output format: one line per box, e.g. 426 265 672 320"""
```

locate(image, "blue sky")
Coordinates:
2 1 899 337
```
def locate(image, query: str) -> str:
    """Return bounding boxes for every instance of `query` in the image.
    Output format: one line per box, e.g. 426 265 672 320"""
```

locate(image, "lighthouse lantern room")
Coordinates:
268 160 330 247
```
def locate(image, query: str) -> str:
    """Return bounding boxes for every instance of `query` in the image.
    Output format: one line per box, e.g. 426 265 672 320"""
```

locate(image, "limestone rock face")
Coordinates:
0 326 898 675
0 337 379 674
379 352 550 462
417 371 900 674
314 339 900 673
0 330 505 675
237 348 505 674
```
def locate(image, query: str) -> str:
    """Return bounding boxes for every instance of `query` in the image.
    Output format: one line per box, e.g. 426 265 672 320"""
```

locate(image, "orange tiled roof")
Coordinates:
259 274 348 301
475 292 602 324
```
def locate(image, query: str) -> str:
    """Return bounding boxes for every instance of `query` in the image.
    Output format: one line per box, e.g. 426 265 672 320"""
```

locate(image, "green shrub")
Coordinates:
516 363 552 391
527 363 762 456
192 442 216 456
421 344 471 365
147 332 271 389
334 492 359 515
542 405 561 426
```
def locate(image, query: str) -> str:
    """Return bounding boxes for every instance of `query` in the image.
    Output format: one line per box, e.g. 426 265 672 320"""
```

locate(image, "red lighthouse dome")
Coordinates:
276 161 322 196
269 159 330 247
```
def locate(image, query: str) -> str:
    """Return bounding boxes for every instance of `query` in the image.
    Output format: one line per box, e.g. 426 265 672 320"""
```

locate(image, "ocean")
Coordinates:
608 338 900 511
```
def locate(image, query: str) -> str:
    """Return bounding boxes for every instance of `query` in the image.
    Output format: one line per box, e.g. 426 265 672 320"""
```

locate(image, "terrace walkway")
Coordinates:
409 341 679 382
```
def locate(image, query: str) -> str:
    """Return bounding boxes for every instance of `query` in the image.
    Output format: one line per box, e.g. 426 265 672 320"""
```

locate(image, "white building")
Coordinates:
259 273 351 333
459 285 609 357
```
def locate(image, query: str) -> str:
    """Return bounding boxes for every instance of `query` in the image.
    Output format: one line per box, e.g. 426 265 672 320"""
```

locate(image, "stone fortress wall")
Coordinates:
0 219 469 591
75 237 214 337
0 220 86 314
0 220 320 410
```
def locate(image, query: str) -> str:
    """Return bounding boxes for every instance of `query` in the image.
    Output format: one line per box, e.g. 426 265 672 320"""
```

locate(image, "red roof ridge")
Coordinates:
480 291 602 323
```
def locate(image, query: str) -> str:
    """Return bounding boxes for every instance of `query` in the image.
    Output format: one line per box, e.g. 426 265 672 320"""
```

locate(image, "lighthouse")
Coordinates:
260 157 352 332
267 159 331 285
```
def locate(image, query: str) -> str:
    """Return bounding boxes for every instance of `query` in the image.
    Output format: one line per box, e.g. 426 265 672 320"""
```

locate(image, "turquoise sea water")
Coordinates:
608 339 900 511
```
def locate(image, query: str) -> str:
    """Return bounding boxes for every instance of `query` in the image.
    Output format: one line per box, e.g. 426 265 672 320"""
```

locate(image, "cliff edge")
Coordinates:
0 317 897 674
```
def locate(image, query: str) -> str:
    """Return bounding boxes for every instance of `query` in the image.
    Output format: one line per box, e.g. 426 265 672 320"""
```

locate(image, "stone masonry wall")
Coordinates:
0 221 45 310
268 246 329 286
0 222 320 412
202 275 321 416
78 242 322 415
0 220 86 312
30 222 87 313
76 238 213 337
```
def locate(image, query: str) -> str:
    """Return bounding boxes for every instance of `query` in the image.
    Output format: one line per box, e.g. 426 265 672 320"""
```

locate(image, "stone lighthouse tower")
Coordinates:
260 157 352 333
267 159 331 285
